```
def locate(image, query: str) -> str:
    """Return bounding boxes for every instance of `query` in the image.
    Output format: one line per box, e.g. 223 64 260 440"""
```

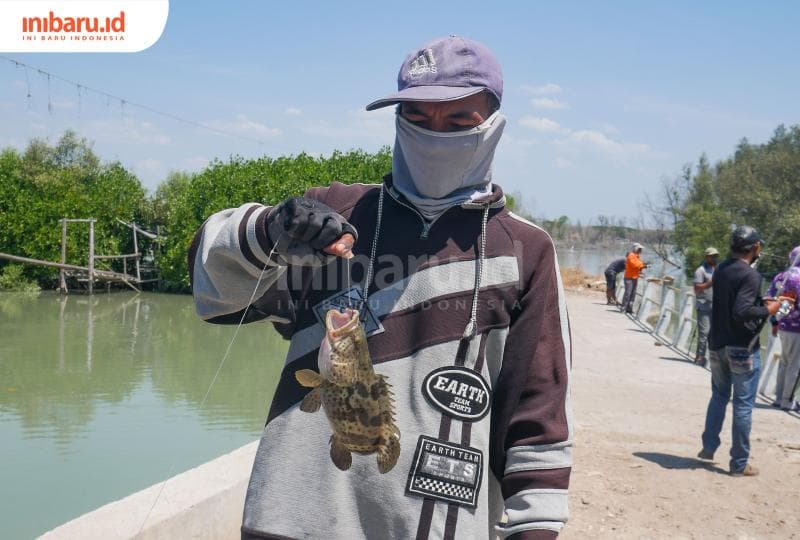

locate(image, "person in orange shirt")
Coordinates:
621 243 647 314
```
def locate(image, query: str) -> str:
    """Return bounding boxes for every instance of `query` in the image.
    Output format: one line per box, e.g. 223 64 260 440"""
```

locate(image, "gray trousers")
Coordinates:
621 278 638 313
695 310 711 358
776 330 800 402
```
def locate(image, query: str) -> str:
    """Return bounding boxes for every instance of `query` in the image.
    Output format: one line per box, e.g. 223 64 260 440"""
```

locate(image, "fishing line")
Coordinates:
345 256 353 309
137 232 285 533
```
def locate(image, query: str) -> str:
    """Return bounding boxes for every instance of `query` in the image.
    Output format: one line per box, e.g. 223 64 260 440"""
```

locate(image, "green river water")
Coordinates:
0 292 286 539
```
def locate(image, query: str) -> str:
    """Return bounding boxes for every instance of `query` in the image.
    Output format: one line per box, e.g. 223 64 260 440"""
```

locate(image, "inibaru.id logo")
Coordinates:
22 11 126 36
1 1 168 53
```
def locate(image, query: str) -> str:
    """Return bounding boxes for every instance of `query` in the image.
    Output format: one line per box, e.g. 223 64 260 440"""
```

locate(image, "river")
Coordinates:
0 292 286 539
557 244 686 284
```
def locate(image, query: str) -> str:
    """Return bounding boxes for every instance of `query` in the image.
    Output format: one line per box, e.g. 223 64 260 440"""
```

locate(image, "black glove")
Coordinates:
266 197 358 266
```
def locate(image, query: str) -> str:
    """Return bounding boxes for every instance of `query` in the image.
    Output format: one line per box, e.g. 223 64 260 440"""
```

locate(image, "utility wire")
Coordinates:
0 55 267 146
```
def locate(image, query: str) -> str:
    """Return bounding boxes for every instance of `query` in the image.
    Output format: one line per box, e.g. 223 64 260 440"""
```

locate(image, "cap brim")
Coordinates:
365 86 485 111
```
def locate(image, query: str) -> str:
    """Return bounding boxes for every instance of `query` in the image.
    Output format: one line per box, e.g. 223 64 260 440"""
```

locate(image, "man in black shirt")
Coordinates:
604 256 626 305
697 226 784 476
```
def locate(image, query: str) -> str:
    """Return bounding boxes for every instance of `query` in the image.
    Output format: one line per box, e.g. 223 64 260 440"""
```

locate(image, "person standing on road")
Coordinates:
190 36 572 539
693 247 719 367
620 243 647 314
767 245 800 411
604 256 626 305
697 226 786 476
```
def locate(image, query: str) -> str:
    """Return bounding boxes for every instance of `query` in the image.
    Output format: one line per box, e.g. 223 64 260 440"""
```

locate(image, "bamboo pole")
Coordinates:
0 253 137 282
94 253 140 260
132 220 141 283
59 218 67 293
88 220 95 294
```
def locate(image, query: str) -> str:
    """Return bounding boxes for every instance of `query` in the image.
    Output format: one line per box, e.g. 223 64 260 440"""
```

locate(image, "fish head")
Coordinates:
318 308 364 385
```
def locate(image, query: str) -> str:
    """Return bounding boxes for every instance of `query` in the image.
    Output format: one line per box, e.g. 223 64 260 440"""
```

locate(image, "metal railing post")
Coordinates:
636 279 660 326
655 286 677 341
758 334 782 397
672 292 696 356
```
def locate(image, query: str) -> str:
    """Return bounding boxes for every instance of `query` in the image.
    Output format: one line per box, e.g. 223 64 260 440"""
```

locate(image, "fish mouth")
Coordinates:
325 308 360 338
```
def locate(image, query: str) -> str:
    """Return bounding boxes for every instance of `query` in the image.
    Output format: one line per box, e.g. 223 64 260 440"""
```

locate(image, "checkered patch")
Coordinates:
406 435 482 507
412 477 475 501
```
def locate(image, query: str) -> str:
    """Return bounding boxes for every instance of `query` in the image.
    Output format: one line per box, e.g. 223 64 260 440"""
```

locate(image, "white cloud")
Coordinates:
594 122 620 135
519 115 565 133
300 106 394 143
554 157 576 169
91 117 173 146
531 97 569 110
284 107 303 116
521 83 562 95
210 114 282 137
567 129 651 157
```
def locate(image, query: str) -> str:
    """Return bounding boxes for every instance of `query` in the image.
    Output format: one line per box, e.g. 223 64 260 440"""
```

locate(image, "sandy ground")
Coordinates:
562 290 800 540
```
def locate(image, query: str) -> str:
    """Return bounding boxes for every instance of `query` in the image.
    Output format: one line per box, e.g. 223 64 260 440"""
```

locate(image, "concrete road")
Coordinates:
564 291 800 539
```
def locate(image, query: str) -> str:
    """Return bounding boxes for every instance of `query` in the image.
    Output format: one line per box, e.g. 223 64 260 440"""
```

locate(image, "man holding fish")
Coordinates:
191 36 572 539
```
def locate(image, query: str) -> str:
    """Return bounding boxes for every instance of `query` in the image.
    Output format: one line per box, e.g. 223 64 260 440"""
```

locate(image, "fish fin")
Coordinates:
377 431 400 474
295 369 324 388
299 387 322 413
330 435 352 471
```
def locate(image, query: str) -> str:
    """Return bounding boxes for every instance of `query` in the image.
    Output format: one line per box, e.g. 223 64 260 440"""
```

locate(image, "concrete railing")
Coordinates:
614 275 785 403
41 441 258 539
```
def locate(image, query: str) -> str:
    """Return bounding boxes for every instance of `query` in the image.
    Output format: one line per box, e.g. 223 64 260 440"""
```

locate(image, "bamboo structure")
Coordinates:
1 217 162 294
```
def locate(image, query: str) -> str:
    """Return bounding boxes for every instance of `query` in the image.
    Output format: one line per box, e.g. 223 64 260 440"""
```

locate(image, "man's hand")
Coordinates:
266 197 357 266
764 297 782 316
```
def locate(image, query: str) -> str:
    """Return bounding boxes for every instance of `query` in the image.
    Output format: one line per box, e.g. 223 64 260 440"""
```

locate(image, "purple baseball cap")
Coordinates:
365 35 503 111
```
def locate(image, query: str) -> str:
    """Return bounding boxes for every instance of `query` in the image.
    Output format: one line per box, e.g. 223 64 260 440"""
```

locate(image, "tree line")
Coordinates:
643 124 800 277
0 131 391 292
2 125 797 291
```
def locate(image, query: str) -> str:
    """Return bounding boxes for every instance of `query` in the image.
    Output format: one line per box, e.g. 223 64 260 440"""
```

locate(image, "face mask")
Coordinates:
391 111 506 219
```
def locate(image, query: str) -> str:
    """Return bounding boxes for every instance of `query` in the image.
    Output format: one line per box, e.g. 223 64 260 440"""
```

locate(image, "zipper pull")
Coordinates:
420 221 432 239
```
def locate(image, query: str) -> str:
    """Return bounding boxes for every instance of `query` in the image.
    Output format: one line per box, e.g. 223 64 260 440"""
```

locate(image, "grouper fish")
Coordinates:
295 308 401 473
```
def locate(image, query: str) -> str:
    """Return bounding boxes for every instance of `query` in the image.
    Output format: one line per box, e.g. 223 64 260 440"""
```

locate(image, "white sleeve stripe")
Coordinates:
245 205 274 266
495 521 564 538
505 444 573 473
502 489 569 525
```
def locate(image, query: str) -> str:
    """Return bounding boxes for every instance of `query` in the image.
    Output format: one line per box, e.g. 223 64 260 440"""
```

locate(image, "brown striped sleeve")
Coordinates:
492 213 572 538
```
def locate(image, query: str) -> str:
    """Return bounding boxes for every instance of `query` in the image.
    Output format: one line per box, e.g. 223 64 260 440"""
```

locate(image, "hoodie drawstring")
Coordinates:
360 184 489 343
462 204 490 340
362 185 385 304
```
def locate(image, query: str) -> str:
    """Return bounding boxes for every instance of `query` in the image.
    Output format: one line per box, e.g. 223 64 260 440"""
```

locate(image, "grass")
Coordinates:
560 266 603 289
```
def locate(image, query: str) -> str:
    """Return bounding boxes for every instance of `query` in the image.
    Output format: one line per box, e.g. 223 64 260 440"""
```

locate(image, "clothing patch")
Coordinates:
421 366 491 421
406 435 483 507
313 286 384 337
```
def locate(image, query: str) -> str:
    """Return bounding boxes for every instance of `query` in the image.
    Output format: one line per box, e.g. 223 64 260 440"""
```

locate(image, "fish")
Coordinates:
295 308 401 473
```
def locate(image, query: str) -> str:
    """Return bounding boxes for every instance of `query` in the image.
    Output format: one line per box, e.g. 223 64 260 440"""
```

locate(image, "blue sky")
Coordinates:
1 0 798 223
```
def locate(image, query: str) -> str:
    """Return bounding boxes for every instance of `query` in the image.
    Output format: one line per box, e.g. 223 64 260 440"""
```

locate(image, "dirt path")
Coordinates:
563 291 800 540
